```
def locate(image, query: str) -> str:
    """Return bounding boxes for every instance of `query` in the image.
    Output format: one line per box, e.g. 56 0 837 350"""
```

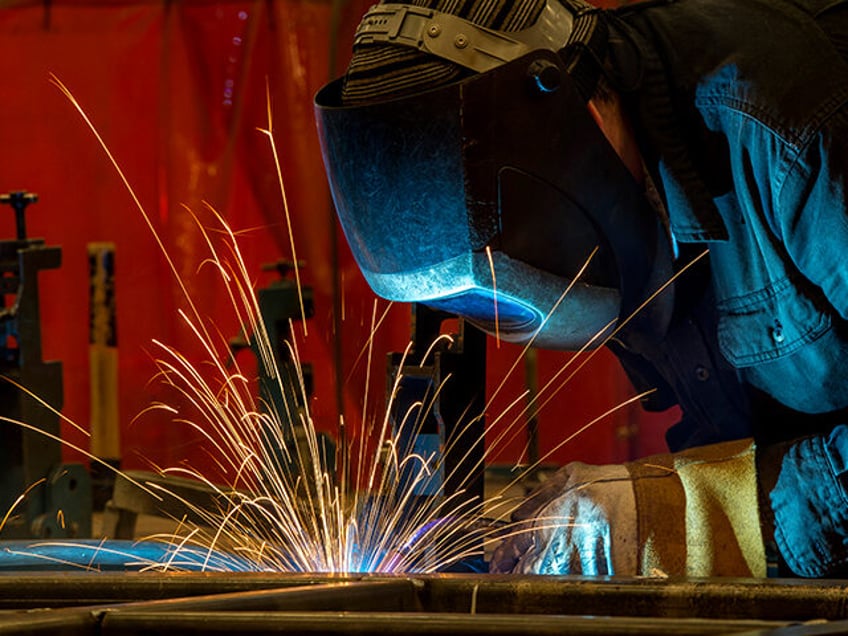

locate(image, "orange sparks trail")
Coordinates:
0 76 694 575
484 245 500 348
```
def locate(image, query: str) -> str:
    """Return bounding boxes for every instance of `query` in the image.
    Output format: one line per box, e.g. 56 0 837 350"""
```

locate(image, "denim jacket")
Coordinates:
615 0 848 575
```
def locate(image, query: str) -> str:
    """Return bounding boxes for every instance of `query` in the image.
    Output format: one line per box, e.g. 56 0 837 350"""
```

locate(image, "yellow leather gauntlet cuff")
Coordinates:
627 438 766 577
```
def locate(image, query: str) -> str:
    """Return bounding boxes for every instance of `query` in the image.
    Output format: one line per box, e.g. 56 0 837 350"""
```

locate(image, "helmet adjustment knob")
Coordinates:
527 59 561 94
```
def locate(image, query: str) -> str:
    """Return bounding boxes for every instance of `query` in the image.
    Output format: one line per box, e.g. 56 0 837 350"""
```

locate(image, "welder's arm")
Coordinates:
491 438 766 576
758 424 848 577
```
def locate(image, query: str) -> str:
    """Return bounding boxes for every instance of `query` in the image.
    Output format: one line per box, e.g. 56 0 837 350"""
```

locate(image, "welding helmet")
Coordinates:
315 0 666 349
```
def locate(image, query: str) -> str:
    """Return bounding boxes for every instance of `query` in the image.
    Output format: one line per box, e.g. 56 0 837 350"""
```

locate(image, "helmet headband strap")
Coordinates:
354 1 574 73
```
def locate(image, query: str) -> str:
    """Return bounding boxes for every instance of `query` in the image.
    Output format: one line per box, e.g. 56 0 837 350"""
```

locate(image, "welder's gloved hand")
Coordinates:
490 462 637 575
490 438 766 577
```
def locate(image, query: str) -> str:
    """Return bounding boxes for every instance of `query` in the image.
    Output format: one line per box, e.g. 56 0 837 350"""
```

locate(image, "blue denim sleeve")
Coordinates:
770 424 848 577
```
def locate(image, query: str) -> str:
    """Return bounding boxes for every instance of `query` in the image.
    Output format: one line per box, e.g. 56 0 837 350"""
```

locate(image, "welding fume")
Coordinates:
315 0 848 578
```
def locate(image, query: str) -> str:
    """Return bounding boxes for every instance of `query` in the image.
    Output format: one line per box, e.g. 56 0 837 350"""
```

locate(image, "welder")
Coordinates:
314 0 848 578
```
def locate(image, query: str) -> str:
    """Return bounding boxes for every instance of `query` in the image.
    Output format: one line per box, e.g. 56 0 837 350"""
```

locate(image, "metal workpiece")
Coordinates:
0 576 423 636
422 575 848 622
95 611 788 635
0 572 846 634
0 571 345 609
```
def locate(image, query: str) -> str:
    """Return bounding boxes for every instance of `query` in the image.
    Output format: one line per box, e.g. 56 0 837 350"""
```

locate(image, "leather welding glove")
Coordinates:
490 461 637 575
490 438 766 577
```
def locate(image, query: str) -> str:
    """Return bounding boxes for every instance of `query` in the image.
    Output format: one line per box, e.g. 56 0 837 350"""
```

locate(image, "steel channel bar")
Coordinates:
97 611 790 635
5 571 848 620
0 579 421 635
421 575 848 622
1 572 848 634
0 610 95 636
88 579 423 613
0 572 360 609
0 578 423 622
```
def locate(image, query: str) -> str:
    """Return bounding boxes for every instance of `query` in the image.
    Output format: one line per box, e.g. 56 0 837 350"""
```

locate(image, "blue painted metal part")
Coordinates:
0 539 258 572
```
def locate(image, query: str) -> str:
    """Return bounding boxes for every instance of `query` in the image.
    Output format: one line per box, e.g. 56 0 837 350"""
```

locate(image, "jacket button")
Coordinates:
770 320 785 344
695 366 710 381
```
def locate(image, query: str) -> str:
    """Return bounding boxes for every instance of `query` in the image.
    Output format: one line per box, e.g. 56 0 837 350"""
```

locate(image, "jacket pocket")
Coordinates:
717 276 830 366
717 278 848 413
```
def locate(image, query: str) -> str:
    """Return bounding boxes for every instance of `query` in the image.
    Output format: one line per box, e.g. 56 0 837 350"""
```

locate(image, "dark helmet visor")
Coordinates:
315 50 658 347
